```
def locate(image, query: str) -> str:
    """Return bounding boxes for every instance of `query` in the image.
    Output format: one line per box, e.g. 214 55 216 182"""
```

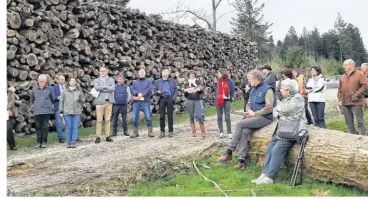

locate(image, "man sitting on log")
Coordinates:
31 74 56 148
112 75 132 137
218 70 274 169
130 69 153 138
338 59 368 136
52 75 66 143
93 67 115 144
153 69 178 138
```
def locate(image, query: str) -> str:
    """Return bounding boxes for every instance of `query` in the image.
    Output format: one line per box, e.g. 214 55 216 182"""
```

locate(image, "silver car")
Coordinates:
325 75 340 88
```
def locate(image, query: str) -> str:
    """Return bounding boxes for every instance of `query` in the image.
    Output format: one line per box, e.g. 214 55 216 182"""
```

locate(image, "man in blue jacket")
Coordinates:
131 69 153 138
112 75 132 137
153 69 178 138
52 75 65 143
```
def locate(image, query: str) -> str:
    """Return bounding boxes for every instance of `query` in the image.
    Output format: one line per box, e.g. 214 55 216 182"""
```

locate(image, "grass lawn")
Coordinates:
128 153 367 197
326 114 368 133
11 101 244 149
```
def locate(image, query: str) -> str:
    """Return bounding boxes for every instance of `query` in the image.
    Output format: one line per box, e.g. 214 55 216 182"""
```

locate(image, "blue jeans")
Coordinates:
55 111 64 140
64 114 80 144
132 102 152 128
262 136 295 179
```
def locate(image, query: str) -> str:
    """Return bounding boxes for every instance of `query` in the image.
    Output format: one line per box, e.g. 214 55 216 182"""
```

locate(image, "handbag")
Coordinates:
277 119 300 140
277 106 304 140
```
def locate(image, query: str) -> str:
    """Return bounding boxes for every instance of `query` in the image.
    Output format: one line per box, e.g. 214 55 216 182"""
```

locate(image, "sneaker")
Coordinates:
40 143 47 148
106 137 113 142
251 173 266 184
228 134 233 139
59 139 65 143
10 146 18 150
95 137 101 144
34 144 41 149
123 132 130 136
66 143 72 148
219 133 224 138
71 143 76 148
255 176 274 185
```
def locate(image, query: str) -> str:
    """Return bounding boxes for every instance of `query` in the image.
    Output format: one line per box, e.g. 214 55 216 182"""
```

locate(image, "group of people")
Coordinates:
6 59 368 187
219 59 367 185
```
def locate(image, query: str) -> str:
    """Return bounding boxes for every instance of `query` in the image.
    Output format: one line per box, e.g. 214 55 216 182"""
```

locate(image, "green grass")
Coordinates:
11 101 244 149
326 114 368 133
128 153 367 197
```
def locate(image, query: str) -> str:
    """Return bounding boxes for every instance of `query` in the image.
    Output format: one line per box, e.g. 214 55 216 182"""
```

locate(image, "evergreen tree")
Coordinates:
231 0 272 61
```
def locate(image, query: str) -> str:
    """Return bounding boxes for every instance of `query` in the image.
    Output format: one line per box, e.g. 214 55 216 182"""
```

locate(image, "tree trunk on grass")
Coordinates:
249 122 368 191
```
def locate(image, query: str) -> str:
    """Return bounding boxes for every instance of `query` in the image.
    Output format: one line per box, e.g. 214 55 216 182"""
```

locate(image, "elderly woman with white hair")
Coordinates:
251 78 306 185
31 74 56 148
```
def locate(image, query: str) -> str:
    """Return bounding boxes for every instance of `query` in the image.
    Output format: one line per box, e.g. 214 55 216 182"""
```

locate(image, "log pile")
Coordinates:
7 0 258 134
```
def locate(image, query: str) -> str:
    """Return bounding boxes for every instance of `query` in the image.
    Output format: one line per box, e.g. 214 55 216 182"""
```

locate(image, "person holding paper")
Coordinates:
130 69 153 138
184 72 206 137
59 77 85 148
218 70 274 169
93 67 115 144
153 69 178 138
52 75 66 143
7 87 17 150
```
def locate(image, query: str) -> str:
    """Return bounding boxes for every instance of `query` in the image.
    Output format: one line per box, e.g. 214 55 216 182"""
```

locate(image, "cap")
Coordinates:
261 65 272 71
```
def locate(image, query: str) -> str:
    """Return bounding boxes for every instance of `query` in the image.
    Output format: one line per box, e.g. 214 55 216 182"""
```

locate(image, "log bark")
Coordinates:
249 122 368 191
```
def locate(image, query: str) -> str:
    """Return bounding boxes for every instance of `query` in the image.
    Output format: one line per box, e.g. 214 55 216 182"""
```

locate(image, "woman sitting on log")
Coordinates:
184 72 206 137
252 78 306 185
59 77 85 148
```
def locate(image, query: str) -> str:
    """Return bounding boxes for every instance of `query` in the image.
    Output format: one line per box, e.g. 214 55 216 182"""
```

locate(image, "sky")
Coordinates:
129 0 368 49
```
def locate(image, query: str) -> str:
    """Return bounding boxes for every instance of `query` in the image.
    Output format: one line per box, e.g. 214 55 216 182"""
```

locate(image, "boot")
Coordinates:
159 131 165 138
218 153 232 163
168 131 173 138
234 161 246 169
190 124 196 137
130 128 139 138
200 124 206 137
106 137 113 142
148 127 154 138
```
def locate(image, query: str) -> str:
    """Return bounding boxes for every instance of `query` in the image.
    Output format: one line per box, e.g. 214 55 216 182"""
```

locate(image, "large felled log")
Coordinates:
249 122 368 191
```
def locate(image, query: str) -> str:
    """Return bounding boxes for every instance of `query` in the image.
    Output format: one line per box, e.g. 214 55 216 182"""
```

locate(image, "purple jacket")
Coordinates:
131 78 152 102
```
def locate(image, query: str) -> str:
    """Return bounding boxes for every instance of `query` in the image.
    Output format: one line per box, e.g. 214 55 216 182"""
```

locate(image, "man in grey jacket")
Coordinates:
31 74 55 148
93 67 116 143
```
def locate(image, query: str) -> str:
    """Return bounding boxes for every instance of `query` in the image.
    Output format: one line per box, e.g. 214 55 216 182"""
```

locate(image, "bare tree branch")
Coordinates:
215 0 223 9
216 10 235 21
161 10 212 29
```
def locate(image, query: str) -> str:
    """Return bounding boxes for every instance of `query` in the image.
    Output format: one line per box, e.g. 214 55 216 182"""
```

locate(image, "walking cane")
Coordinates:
290 130 309 187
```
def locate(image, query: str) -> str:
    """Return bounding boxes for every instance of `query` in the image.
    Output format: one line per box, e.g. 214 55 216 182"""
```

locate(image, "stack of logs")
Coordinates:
7 0 258 134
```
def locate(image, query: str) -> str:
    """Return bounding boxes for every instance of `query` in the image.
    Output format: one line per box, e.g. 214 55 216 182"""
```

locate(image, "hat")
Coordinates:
260 65 272 71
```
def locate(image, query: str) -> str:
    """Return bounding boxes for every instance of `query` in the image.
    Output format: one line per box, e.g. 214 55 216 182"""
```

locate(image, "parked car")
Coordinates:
325 75 340 88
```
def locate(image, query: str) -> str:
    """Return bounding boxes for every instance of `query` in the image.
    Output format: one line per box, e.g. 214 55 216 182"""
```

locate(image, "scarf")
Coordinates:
216 77 230 107
69 86 76 91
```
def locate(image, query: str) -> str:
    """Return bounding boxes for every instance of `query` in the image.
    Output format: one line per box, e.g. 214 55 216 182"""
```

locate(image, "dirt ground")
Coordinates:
6 89 340 196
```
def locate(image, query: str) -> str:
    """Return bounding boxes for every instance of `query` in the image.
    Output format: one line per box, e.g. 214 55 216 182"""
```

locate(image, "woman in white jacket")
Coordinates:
306 66 326 128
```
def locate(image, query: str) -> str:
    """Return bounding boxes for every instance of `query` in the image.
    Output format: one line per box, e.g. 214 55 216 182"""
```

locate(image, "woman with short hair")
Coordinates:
252 78 306 184
59 77 85 148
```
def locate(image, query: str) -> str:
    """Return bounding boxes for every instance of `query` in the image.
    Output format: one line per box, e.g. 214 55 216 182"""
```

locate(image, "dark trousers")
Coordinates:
305 101 313 125
309 102 326 128
243 97 250 112
112 104 128 135
35 114 50 144
159 96 174 132
7 119 16 149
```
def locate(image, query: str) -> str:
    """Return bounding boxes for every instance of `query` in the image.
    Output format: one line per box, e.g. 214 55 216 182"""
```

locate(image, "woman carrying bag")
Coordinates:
252 78 307 185
59 77 85 148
